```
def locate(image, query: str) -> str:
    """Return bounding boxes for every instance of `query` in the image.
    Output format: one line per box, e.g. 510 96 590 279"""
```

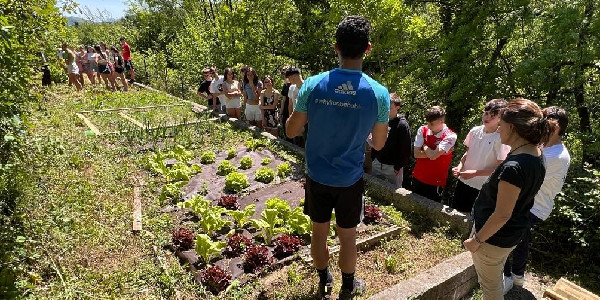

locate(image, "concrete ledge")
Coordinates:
369 251 477 300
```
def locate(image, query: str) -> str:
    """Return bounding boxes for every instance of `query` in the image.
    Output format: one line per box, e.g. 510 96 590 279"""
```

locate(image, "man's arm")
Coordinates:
370 123 388 151
286 110 307 138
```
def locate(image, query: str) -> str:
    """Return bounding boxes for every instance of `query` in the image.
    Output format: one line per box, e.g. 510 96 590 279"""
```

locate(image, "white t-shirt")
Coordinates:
210 75 227 103
531 143 571 220
459 125 511 189
288 84 299 102
413 124 457 153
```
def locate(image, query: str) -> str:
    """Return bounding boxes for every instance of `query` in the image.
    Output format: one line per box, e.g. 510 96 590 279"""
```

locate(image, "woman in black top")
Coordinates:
279 66 292 142
464 98 551 300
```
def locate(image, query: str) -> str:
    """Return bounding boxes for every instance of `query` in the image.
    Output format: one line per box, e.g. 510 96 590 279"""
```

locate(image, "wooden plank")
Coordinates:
79 104 186 114
76 113 101 136
544 278 600 300
118 112 146 129
132 183 142 232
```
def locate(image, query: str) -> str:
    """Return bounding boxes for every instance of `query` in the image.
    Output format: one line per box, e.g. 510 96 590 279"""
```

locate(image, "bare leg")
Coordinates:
311 222 330 270
337 226 358 274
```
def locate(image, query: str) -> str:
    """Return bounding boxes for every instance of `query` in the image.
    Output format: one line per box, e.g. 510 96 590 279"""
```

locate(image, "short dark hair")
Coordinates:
484 99 507 116
543 106 568 136
285 66 300 78
390 93 402 106
425 106 445 123
119 37 126 41
335 15 371 59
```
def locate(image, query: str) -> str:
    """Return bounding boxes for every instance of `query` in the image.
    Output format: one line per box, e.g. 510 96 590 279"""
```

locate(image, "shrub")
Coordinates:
243 245 272 273
277 162 292 178
218 195 239 210
239 156 253 170
199 265 232 295
363 204 383 224
225 172 250 193
223 233 253 258
255 167 275 184
273 234 304 259
172 227 195 250
217 160 236 176
261 157 271 165
200 151 216 164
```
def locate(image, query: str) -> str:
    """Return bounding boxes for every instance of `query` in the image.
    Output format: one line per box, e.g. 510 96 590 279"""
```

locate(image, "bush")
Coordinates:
255 167 275 184
277 162 292 178
225 172 250 193
200 151 216 164
239 156 253 170
217 160 236 176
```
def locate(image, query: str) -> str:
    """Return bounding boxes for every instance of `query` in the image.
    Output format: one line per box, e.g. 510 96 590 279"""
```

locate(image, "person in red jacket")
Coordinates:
120 37 136 83
412 106 457 202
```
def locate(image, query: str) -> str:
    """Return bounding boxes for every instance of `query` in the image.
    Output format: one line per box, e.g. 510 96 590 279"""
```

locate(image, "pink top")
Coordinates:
122 43 131 60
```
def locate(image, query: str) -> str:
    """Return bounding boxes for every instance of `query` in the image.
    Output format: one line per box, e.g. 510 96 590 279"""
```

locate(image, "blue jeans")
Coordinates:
503 212 543 276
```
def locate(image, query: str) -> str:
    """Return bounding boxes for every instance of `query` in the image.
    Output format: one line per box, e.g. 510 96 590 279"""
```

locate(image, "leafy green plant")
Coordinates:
168 144 193 162
164 162 201 182
250 208 286 244
261 157 271 165
147 151 168 176
178 195 211 216
217 160 236 176
239 156 253 170
225 172 250 193
266 197 291 222
255 167 275 184
226 148 237 160
245 139 268 151
200 151 216 164
277 162 292 178
225 204 256 228
385 255 400 274
195 234 226 264
287 207 312 236
159 181 187 203
199 206 231 236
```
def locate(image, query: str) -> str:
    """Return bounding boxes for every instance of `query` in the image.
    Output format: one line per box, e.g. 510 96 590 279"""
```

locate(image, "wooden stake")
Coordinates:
119 112 146 129
132 181 143 232
76 113 100 135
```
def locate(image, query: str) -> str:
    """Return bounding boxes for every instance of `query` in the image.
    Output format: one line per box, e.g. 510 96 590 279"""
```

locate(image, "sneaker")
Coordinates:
503 275 514 295
512 273 525 286
317 274 333 300
339 279 366 300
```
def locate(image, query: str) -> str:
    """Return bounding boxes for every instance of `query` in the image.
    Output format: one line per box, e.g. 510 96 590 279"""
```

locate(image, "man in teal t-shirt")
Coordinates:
286 15 390 300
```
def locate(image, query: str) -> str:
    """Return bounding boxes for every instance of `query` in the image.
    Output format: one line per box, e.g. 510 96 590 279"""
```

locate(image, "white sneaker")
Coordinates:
503 275 514 295
512 273 525 286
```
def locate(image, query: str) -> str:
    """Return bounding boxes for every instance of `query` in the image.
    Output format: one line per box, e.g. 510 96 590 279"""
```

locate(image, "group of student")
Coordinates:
278 15 571 300
196 65 306 146
59 37 136 92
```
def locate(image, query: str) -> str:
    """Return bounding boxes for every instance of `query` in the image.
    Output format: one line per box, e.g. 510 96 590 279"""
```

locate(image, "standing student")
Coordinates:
370 93 412 189
260 75 279 136
279 66 293 142
449 99 509 214
209 67 226 111
242 67 263 127
464 98 551 300
412 106 457 202
110 46 129 92
222 67 242 119
120 37 136 83
286 66 306 147
502 106 571 293
197 67 214 108
94 45 116 91
61 43 82 91
286 15 390 300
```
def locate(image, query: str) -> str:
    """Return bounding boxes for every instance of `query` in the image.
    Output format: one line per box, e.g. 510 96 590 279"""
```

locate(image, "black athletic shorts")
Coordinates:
304 176 365 229
124 60 134 71
449 180 480 213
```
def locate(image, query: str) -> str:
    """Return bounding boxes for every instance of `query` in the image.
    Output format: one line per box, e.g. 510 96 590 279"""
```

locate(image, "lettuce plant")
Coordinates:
225 172 249 193
273 234 304 259
199 206 231 236
261 157 271 165
363 204 383 224
276 162 292 178
223 233 252 258
226 148 237 160
147 151 168 176
218 195 239 210
245 139 268 151
200 265 232 295
178 195 211 216
159 181 187 203
239 156 253 170
200 151 216 164
243 245 272 273
250 208 286 244
225 204 256 228
287 207 312 236
172 227 195 251
255 167 275 183
195 234 226 264
165 163 202 182
216 160 236 176
168 144 193 162
266 197 291 222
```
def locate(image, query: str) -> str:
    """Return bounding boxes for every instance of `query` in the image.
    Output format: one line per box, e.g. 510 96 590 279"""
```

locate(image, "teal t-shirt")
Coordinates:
295 68 390 187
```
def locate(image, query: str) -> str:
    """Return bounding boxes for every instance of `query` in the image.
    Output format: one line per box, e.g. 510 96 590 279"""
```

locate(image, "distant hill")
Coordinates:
65 16 118 26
